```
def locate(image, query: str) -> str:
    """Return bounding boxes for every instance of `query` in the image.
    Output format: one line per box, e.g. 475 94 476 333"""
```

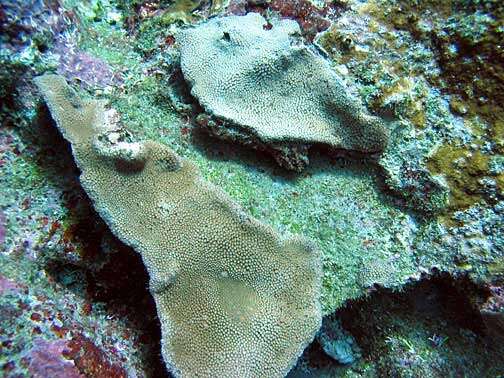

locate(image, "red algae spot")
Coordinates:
64 334 127 378
269 0 331 40
51 324 69 338
21 197 31 209
226 0 335 40
17 299 30 311
180 126 191 136
165 35 176 46
48 220 61 238
81 302 92 316
32 327 43 335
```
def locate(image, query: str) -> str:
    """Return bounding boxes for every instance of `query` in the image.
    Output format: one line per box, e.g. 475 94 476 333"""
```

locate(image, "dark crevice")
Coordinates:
292 274 501 376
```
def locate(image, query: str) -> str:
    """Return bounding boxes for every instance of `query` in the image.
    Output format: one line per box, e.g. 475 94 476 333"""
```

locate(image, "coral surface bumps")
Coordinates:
178 13 389 170
35 74 322 377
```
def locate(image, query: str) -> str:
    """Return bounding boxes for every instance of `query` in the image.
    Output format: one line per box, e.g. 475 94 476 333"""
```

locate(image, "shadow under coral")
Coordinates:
291 273 503 376
26 104 170 378
191 126 405 216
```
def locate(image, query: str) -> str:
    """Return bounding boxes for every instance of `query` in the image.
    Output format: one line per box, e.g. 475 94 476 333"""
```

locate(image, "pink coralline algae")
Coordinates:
0 210 6 247
27 338 83 378
63 333 127 378
0 274 24 295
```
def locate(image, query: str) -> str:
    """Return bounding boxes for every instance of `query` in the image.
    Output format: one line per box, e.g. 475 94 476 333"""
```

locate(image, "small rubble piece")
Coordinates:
35 74 322 378
379 123 449 214
178 13 389 171
317 316 361 365
480 284 504 344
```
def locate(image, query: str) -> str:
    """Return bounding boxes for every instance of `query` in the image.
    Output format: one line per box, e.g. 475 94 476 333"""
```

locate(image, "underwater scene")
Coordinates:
0 0 503 376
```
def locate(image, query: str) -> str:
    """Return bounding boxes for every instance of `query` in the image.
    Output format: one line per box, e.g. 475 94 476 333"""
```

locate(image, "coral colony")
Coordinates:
0 0 503 377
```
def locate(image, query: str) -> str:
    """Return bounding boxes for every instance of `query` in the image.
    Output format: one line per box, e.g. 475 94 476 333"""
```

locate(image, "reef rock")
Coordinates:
35 74 322 378
317 317 361 365
178 13 389 171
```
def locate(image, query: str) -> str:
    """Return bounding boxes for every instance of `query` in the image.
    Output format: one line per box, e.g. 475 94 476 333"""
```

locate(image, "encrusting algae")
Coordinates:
427 143 503 223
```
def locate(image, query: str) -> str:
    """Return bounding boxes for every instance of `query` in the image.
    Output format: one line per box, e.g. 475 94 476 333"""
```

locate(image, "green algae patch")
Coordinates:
35 74 322 377
107 68 419 315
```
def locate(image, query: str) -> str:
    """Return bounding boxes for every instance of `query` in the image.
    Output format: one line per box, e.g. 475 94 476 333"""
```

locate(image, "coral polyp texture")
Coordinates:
34 74 322 378
178 13 389 171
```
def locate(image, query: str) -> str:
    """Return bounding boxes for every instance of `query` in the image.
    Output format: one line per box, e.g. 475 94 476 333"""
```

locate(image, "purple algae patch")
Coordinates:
27 338 83 378
0 210 6 247
54 35 122 90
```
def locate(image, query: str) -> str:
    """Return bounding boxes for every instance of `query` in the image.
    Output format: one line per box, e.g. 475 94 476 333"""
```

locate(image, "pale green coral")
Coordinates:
178 13 389 171
35 74 322 377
